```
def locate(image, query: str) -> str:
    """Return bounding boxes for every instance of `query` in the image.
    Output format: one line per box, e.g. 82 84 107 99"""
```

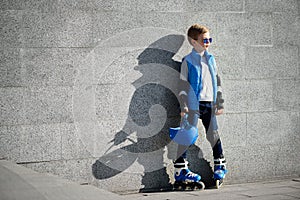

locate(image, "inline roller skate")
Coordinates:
213 157 228 189
173 158 205 190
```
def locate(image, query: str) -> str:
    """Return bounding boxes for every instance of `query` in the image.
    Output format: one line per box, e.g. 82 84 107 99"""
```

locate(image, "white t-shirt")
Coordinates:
199 54 213 101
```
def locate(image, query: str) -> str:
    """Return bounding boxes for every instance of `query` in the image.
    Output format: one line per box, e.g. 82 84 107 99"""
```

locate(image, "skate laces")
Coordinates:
185 169 198 178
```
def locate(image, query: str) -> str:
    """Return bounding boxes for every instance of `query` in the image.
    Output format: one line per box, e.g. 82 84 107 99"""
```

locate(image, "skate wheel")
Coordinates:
189 183 195 190
196 181 205 190
216 179 223 189
216 180 220 189
173 182 185 191
173 182 180 190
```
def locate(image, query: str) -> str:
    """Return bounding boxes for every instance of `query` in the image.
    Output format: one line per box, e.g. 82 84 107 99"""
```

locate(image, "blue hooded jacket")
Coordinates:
182 48 218 110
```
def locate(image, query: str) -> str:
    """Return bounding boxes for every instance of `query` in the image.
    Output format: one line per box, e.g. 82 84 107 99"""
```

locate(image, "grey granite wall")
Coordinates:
0 0 299 193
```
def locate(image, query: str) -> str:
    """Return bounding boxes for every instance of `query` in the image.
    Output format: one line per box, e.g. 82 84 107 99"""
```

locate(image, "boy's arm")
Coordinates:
216 74 224 110
179 60 189 113
212 56 224 111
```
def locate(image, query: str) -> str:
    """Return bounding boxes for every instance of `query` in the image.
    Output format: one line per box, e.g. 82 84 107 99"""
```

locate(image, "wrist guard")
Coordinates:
179 94 188 112
216 91 224 110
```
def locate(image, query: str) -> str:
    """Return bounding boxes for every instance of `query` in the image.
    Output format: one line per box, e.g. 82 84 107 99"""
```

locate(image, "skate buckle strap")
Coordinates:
214 158 226 166
174 160 189 169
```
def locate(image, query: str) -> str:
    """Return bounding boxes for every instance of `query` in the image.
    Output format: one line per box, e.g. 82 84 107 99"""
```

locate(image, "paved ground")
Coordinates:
128 180 300 200
0 160 299 200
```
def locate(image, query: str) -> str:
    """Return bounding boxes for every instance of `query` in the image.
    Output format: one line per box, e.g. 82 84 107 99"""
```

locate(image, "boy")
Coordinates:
174 24 227 188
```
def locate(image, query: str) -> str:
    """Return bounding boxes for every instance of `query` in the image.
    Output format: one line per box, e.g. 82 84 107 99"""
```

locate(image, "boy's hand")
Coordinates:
215 91 224 114
180 107 189 117
215 108 224 115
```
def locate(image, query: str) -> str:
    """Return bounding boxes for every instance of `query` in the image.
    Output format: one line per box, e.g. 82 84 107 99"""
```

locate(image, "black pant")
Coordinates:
176 102 224 162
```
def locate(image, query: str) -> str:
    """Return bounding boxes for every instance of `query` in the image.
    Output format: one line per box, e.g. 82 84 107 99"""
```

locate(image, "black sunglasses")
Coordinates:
203 38 212 44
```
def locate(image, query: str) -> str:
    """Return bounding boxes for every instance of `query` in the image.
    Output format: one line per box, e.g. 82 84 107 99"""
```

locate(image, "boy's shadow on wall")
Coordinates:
92 34 214 192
